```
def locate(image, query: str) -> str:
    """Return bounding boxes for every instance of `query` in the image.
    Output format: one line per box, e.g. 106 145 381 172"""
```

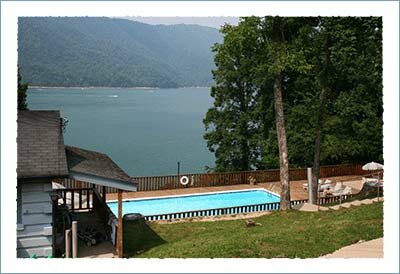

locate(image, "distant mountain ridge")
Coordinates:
18 17 222 88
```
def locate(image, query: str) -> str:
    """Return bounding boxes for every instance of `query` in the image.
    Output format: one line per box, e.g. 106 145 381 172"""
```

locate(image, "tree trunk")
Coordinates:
274 73 291 210
271 17 291 210
311 86 326 203
311 31 331 203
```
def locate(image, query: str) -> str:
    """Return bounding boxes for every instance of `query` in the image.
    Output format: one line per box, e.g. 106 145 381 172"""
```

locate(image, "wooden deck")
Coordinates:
106 175 364 201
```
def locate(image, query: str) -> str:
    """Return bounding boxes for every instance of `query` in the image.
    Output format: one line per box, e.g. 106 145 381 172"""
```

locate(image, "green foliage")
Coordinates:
128 202 383 258
18 66 28 110
204 18 262 171
18 17 222 88
205 17 383 171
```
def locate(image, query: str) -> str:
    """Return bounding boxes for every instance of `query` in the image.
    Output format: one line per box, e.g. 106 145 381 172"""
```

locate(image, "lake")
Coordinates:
27 87 215 176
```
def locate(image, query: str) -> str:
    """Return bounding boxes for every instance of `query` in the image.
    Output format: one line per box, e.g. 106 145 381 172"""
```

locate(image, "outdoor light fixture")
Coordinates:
60 117 69 132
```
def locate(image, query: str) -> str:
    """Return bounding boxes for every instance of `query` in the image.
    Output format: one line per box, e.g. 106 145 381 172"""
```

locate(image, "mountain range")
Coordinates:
18 17 222 88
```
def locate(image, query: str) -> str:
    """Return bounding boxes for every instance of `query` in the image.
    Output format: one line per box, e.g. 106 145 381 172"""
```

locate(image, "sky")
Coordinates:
120 16 240 29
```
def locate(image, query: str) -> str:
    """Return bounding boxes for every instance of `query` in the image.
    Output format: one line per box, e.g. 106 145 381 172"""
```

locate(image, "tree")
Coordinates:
205 16 382 209
311 18 332 203
18 66 28 110
256 17 382 174
311 18 382 202
270 17 291 210
321 17 383 165
204 19 261 172
257 17 312 210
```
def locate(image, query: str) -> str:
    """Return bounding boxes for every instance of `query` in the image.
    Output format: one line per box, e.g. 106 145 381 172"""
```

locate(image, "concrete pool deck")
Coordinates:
106 175 364 202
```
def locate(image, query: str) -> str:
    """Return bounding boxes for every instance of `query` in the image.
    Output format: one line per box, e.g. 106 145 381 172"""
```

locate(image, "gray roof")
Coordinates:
65 146 134 184
17 111 69 179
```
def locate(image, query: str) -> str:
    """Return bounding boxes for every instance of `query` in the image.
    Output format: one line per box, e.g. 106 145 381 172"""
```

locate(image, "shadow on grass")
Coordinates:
123 214 166 258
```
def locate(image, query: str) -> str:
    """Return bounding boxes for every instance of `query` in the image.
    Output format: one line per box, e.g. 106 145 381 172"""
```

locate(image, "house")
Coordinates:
17 110 136 258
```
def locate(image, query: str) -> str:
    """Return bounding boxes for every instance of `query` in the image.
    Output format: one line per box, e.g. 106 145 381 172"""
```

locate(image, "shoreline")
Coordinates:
28 86 211 90
29 86 159 90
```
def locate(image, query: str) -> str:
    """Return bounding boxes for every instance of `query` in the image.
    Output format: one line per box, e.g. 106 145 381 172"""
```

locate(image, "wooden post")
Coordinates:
65 229 71 258
102 186 107 202
72 221 78 258
117 190 123 258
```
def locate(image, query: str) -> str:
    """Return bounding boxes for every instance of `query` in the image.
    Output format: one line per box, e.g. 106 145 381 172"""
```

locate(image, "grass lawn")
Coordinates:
123 202 383 258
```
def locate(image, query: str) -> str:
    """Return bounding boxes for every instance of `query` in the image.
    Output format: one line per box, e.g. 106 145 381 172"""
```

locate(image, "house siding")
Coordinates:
17 181 53 258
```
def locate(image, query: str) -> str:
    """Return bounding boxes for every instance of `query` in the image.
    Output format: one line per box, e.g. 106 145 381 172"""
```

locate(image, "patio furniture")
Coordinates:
319 179 334 191
340 186 352 195
331 185 352 197
333 181 344 192
363 177 379 186
304 179 332 191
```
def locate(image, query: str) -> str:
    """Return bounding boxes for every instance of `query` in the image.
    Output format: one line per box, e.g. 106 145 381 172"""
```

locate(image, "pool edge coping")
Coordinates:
106 187 280 204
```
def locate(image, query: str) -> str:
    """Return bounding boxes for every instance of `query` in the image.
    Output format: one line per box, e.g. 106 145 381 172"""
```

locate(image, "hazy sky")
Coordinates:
120 17 240 29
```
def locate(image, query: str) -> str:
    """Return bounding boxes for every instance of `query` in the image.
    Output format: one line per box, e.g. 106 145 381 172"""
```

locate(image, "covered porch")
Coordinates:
53 146 136 258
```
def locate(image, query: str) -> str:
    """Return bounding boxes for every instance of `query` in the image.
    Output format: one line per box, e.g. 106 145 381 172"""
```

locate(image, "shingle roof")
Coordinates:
17 111 69 179
65 146 134 183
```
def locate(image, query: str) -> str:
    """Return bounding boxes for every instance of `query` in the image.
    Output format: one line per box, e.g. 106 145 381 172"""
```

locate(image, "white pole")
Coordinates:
307 167 314 204
65 229 71 258
377 173 380 202
72 221 78 258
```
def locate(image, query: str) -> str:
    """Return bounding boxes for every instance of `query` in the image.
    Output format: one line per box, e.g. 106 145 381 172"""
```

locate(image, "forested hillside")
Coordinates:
18 17 221 88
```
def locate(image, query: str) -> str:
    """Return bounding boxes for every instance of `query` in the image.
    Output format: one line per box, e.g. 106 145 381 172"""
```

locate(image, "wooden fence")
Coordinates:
134 163 366 192
57 163 368 193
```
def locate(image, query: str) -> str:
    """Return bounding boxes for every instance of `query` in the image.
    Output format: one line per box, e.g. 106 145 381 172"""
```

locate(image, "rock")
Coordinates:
293 203 319 212
339 202 352 208
360 199 373 205
318 206 330 211
329 205 341 210
246 219 256 227
350 200 362 206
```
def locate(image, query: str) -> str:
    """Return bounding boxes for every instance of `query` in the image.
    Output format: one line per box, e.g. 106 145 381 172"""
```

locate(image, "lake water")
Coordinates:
27 87 215 176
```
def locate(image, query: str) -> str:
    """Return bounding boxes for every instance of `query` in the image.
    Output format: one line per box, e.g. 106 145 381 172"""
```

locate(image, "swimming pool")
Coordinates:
107 189 280 218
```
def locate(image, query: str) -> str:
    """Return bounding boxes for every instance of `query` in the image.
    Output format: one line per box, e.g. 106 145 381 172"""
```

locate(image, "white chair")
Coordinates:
340 186 352 196
333 181 343 192
320 180 334 191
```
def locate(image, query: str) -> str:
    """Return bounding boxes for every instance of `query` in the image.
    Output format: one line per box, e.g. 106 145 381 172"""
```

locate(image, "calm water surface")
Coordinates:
27 87 215 176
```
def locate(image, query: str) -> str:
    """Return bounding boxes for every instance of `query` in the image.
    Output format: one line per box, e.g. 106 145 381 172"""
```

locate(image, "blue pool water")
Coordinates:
107 189 280 216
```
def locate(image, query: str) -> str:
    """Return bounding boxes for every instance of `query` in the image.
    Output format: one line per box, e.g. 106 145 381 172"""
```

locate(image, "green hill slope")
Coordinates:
18 17 221 88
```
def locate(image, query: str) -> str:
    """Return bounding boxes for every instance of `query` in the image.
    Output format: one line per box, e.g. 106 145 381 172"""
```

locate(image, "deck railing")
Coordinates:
55 188 93 211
